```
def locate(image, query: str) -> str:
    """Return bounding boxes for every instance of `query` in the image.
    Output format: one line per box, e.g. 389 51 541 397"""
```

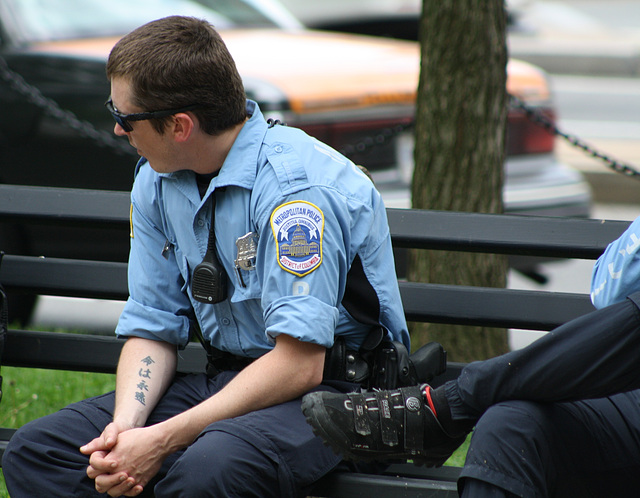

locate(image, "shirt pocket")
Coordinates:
231 265 262 301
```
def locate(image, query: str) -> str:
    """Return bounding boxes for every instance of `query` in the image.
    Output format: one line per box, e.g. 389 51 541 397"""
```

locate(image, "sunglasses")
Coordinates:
104 98 200 132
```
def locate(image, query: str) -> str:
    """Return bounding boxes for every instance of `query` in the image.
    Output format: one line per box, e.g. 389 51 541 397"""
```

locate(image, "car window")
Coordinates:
3 0 279 43
195 0 291 27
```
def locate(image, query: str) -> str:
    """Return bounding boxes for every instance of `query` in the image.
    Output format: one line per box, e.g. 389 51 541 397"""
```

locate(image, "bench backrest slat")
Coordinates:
0 255 128 300
0 184 631 258
386 209 629 258
4 329 207 375
400 282 595 331
0 184 131 227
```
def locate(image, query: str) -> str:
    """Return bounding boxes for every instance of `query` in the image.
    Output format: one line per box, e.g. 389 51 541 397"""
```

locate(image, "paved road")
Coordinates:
530 0 640 33
550 73 640 204
553 74 640 142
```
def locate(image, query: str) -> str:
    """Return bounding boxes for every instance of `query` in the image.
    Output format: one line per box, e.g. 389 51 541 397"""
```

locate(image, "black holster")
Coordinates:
369 340 447 390
323 327 447 390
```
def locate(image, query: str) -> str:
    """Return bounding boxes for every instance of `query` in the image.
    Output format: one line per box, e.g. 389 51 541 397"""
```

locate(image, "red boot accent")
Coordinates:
424 385 438 418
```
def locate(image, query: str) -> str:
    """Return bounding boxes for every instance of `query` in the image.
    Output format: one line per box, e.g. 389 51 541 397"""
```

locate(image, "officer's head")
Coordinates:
106 16 247 136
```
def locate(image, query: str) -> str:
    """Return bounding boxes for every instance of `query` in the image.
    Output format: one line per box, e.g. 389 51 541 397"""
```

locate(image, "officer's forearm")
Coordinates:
151 334 325 453
113 337 177 429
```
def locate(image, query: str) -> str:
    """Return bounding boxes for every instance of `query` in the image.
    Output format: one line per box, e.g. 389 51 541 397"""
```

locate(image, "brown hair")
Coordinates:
106 16 247 135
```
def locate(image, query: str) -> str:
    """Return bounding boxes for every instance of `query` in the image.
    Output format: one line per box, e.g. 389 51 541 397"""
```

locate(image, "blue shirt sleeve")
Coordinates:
257 188 345 349
115 166 193 346
591 216 640 309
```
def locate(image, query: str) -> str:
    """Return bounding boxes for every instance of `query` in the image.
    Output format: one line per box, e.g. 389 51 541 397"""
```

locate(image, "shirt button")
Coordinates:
197 219 205 227
274 145 283 153
221 318 231 326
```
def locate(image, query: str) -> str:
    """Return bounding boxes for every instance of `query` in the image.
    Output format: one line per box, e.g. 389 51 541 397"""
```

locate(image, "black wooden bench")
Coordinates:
0 183 631 497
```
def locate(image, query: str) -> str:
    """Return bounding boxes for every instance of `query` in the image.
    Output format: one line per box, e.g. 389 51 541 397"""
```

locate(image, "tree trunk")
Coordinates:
409 1 509 362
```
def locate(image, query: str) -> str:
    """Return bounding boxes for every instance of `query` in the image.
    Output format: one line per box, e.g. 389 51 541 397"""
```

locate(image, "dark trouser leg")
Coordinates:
3 373 350 498
440 293 640 497
154 380 360 497
2 392 115 498
154 396 343 498
2 373 240 497
458 392 640 497
447 293 640 421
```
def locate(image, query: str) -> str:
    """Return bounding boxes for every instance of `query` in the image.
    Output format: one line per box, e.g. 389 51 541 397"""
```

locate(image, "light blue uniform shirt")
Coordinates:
591 215 640 309
116 100 410 358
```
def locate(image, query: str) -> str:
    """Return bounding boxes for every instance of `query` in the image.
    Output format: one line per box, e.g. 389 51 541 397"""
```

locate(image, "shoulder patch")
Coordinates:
270 201 324 277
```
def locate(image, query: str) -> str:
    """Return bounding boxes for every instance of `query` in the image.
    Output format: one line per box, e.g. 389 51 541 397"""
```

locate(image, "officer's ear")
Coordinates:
171 112 195 143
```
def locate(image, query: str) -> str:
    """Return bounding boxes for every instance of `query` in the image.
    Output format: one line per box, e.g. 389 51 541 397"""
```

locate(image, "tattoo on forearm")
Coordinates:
134 355 156 406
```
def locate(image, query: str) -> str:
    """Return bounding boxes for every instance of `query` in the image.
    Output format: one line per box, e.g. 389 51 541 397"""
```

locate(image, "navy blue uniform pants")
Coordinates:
2 371 352 497
445 293 640 497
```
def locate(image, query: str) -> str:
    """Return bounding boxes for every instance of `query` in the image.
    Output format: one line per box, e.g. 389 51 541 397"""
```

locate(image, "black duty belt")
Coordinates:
204 349 253 378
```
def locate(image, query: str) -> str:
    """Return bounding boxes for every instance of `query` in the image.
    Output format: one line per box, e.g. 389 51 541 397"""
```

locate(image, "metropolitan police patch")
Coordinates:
270 201 324 277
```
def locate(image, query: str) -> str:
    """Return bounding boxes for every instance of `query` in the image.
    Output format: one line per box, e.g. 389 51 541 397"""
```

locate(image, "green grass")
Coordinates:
0 366 116 497
445 432 471 468
1 367 116 428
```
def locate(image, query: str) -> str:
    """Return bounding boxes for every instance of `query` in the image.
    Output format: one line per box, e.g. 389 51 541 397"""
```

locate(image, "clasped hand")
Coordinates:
80 421 166 497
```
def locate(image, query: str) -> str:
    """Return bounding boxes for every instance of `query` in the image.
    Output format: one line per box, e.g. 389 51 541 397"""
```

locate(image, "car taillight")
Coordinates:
299 117 413 171
506 107 556 156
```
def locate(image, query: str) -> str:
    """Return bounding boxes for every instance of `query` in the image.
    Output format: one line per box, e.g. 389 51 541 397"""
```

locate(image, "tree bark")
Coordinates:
409 1 509 362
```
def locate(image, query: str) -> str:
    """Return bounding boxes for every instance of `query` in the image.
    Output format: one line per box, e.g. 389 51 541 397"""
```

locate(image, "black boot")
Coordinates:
302 385 468 466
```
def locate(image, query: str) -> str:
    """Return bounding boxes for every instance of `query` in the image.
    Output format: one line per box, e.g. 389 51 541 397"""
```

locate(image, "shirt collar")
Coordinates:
211 99 266 191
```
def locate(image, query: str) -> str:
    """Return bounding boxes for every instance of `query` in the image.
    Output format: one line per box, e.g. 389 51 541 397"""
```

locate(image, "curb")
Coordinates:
555 140 640 205
583 171 640 205
511 51 640 78
508 31 640 78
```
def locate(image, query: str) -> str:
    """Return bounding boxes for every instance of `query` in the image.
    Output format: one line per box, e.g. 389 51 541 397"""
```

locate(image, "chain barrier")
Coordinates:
2 53 639 178
339 121 414 158
342 95 640 180
509 94 640 179
0 57 136 157
340 95 640 180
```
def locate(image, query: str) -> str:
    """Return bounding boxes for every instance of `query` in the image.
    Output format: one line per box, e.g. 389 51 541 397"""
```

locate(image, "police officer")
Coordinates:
2 16 409 497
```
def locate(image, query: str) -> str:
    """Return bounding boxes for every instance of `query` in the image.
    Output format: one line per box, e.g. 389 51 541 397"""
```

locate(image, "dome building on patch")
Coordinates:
280 224 319 257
